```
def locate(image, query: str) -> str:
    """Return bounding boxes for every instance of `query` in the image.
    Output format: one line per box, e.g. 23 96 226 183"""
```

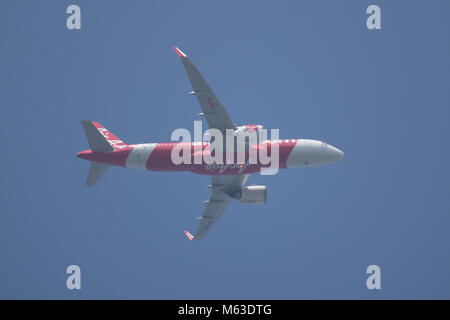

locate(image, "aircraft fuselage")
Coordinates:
77 139 343 175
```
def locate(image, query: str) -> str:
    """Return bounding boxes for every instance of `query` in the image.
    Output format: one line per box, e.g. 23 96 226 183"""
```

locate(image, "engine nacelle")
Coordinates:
231 185 267 204
233 124 263 137
232 124 264 148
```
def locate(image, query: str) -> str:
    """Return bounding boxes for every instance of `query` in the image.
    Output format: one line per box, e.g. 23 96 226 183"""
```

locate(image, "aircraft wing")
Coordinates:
174 47 237 132
187 174 249 240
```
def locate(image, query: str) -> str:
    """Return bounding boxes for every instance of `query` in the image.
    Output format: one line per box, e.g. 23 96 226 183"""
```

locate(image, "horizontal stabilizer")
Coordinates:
86 162 109 186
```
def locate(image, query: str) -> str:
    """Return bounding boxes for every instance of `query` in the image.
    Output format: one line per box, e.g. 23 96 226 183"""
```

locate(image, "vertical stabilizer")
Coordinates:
81 120 126 153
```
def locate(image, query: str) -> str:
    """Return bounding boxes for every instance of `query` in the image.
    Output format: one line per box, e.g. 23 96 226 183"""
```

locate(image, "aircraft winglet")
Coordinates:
173 46 187 58
184 230 194 241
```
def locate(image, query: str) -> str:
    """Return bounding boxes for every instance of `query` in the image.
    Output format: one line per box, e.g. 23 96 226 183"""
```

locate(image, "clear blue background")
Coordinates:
1 0 449 299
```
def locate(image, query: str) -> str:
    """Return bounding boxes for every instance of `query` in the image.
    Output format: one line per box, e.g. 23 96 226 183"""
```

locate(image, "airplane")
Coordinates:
77 47 344 240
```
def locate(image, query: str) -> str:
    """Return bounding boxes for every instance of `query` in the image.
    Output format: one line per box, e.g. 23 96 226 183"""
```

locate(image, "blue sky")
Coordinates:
1 0 449 299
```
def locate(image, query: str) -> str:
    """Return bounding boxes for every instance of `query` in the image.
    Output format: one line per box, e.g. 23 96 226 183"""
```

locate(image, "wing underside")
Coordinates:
193 189 233 240
189 175 249 240
174 47 236 132
174 47 247 240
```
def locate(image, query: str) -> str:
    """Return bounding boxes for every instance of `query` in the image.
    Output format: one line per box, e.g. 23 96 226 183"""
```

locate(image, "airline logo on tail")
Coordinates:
92 122 127 150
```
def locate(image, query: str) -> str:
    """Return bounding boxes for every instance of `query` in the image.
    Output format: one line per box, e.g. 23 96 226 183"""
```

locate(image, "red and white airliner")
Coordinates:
77 47 344 240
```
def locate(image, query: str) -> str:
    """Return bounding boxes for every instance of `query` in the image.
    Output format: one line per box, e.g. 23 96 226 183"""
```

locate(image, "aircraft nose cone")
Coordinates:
328 145 344 162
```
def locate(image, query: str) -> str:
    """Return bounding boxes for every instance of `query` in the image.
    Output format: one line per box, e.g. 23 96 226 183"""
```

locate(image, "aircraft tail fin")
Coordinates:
86 162 109 186
81 120 127 153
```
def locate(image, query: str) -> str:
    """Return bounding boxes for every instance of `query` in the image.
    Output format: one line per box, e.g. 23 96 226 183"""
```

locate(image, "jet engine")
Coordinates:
231 124 264 151
230 185 267 204
232 124 264 137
